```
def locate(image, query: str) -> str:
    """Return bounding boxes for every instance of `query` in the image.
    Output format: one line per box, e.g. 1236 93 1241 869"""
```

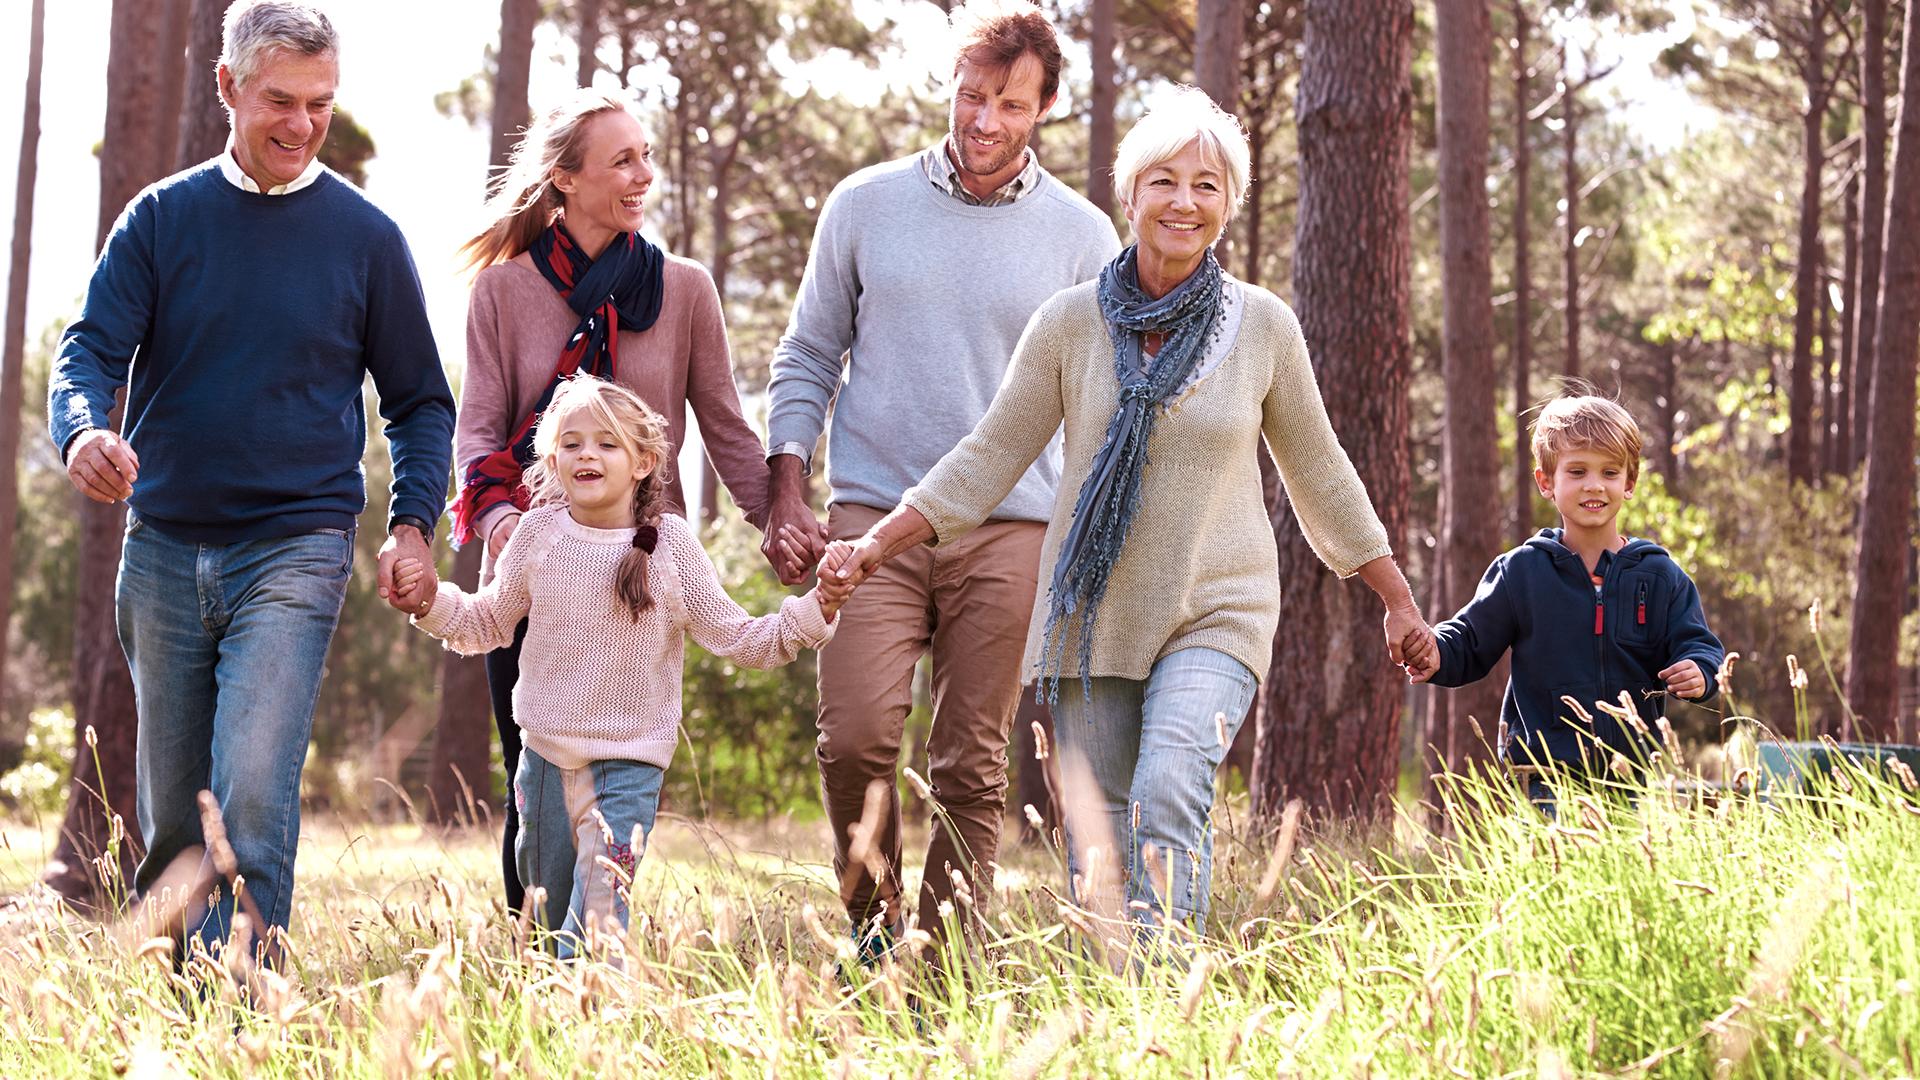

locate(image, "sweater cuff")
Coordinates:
411 581 460 636
787 591 835 647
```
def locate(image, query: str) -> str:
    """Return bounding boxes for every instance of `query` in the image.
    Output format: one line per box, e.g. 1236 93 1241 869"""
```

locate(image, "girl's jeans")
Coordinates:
514 747 663 957
1053 647 1257 937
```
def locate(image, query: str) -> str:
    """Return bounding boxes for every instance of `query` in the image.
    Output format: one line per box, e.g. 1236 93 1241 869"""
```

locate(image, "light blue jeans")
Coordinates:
1053 647 1257 935
514 746 663 957
117 514 352 955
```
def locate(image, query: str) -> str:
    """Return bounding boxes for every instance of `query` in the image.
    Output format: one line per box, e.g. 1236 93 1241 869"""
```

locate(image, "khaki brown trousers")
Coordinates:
817 502 1044 935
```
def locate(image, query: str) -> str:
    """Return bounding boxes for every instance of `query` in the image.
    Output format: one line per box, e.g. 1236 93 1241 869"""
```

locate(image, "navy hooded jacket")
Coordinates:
1428 529 1724 769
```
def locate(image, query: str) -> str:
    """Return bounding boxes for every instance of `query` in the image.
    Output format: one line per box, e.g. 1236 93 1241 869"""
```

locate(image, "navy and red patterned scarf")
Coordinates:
449 223 666 545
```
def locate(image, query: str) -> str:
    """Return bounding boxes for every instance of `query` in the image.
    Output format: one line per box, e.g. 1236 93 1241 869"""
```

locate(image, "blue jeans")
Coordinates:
1054 647 1257 935
514 746 663 957
117 515 352 954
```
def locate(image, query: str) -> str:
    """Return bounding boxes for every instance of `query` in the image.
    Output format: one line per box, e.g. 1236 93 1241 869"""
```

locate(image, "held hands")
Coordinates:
65 430 140 503
389 555 439 617
1386 604 1440 684
1658 658 1707 700
378 524 434 614
761 485 828 586
810 537 883 620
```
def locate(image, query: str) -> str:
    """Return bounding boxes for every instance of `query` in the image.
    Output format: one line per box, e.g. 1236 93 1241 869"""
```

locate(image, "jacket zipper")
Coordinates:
1637 580 1648 626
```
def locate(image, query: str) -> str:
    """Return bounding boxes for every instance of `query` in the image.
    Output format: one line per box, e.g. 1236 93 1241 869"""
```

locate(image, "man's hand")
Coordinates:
378 524 433 613
65 429 140 503
1658 658 1707 700
485 511 522 560
761 455 827 585
821 537 885 592
1384 604 1437 679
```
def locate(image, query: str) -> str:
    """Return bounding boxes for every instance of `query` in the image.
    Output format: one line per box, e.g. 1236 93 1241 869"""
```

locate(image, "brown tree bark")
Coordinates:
1846 0 1920 741
1512 0 1535 542
0 0 46 724
490 0 539 173
46 0 180 905
1788 0 1830 487
425 0 535 825
1562 44 1580 381
428 545 492 824
1428 0 1503 784
1253 0 1412 821
1851 0 1888 469
1088 0 1117 218
576 0 603 87
176 0 236 169
1835 168 1858 474
1816 240 1832 477
1196 0 1244 267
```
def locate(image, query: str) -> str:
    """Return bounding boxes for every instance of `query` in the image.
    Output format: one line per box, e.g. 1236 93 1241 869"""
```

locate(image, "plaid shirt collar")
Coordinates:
923 137 1042 207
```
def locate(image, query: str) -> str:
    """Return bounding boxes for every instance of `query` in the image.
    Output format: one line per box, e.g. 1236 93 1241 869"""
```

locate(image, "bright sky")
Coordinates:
0 0 1717 404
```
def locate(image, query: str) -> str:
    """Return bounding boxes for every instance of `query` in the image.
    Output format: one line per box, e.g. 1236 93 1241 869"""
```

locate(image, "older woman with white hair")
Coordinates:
817 86 1435 939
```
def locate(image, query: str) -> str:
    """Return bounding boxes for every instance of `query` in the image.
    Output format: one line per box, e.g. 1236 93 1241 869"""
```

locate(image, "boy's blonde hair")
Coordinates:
527 376 670 620
1530 394 1642 486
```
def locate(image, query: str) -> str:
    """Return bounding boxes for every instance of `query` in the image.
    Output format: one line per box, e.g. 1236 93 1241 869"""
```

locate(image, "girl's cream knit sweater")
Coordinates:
415 507 832 769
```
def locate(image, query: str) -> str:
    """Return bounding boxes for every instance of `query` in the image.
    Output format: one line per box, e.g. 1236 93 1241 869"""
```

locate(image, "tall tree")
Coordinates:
1429 0 1503 781
1511 0 1536 542
176 0 236 169
1087 0 1117 218
1253 0 1412 820
0 0 46 724
46 0 180 905
428 0 537 826
1846 0 1920 741
1561 43 1581 380
576 0 604 88
1195 0 1245 119
1850 0 1888 468
491 0 538 171
1834 168 1857 473
1788 0 1833 486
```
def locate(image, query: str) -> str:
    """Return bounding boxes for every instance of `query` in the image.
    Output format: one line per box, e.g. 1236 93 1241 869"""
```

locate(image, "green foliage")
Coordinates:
0 706 73 814
5 322 80 736
672 512 821 820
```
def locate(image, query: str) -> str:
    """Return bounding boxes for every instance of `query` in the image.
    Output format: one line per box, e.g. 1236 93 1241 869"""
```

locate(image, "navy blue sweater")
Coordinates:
48 163 454 543
1429 529 1724 769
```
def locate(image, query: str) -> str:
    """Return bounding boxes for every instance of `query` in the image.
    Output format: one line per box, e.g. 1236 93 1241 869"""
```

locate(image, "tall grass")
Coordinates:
0 742 1915 1078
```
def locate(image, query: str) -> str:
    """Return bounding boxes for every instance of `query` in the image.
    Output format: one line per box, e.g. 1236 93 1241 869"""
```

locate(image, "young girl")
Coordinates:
392 376 841 954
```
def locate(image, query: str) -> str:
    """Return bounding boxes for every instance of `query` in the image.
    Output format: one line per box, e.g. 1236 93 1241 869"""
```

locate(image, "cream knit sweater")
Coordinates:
414 507 833 769
902 278 1391 685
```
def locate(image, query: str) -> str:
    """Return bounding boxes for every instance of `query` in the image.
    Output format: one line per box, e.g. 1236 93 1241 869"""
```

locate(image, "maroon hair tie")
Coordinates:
632 524 658 553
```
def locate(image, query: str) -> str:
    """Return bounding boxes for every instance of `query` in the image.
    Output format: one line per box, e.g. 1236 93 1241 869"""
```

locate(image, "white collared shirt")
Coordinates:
216 140 325 195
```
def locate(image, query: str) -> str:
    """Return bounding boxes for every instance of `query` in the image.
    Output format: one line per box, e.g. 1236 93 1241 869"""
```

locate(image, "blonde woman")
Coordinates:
449 90 788 916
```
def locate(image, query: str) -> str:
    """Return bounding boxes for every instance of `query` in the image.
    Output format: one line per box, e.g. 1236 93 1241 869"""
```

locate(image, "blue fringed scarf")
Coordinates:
1039 245 1225 705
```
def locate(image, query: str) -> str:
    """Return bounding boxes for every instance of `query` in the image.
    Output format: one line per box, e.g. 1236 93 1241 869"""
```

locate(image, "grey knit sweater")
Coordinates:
766 150 1120 518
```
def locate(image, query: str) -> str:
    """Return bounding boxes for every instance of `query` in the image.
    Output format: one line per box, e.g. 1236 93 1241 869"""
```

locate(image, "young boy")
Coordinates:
1414 395 1724 775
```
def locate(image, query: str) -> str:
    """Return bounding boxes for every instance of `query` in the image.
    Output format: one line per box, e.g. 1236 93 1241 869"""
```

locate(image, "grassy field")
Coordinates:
0 754 1916 1078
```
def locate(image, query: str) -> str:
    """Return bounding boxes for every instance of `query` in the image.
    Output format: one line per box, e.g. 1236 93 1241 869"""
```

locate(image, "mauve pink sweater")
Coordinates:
457 251 772 553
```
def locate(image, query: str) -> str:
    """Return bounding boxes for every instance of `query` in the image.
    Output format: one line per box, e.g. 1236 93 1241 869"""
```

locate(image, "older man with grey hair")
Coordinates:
47 0 453 958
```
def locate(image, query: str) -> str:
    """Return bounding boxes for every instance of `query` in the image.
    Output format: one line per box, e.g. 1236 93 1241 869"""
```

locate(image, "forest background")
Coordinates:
0 0 1916 902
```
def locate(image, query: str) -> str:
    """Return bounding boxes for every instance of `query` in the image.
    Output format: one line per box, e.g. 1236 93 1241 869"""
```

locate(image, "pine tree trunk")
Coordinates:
1252 0 1412 821
1087 0 1117 218
1846 0 1920 741
1511 0 1534 542
1195 0 1244 267
1788 12 1828 488
0 0 46 723
1562 48 1580 381
490 0 538 173
1836 169 1858 473
1816 240 1832 478
1851 0 1888 469
576 0 603 87
424 0 535 825
175 0 235 169
1429 0 1504 783
47 0 178 906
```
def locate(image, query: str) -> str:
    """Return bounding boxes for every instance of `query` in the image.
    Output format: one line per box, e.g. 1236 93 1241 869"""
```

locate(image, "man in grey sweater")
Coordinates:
764 0 1119 956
